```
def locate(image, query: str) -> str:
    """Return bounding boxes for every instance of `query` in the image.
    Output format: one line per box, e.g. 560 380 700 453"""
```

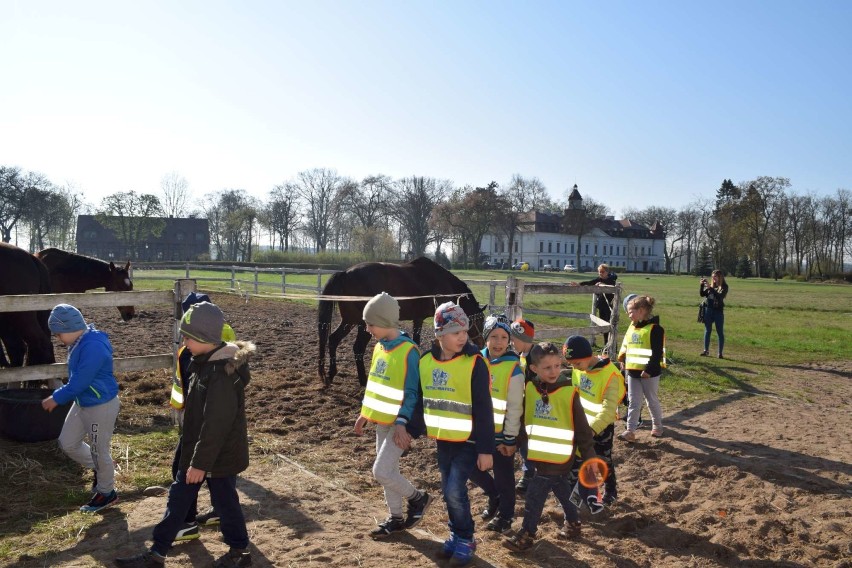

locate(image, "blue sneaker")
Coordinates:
80 490 118 513
437 534 457 559
450 537 476 566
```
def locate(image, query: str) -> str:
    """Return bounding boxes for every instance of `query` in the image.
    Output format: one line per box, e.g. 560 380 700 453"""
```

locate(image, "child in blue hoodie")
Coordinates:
41 303 120 513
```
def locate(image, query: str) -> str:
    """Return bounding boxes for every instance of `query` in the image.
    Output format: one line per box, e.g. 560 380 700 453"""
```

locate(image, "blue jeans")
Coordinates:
521 472 578 535
468 446 516 520
703 307 725 355
437 441 478 540
151 469 248 556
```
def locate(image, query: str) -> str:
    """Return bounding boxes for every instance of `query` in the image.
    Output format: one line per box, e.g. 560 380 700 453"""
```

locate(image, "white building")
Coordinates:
480 186 667 272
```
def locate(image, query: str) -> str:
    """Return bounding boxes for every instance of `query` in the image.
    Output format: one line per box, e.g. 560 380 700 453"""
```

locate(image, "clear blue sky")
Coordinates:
2 1 850 215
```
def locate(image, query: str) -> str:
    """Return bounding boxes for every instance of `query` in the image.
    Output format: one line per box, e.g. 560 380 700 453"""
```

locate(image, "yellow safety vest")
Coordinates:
482 349 520 434
619 323 667 371
572 361 625 426
360 340 417 425
420 353 479 442
524 382 577 464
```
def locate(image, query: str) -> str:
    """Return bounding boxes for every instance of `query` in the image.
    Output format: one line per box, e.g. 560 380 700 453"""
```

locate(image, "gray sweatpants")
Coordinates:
373 423 418 518
58 397 120 494
626 375 663 432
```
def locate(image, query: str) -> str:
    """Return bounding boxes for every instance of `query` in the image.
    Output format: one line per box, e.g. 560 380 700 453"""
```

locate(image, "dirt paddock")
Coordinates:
20 293 852 567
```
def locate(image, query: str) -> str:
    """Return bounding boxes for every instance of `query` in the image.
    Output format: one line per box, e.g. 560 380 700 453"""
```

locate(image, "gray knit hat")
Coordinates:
362 292 400 329
623 293 638 313
48 304 87 333
180 301 225 344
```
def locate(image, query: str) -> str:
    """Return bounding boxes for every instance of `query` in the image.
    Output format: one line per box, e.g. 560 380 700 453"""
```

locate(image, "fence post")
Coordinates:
281 269 286 295
317 270 322 294
489 282 496 309
505 275 518 320
174 279 197 373
185 263 190 279
231 267 236 290
253 267 259 294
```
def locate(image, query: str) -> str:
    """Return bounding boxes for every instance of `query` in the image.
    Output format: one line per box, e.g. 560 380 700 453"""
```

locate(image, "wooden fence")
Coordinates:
0 280 197 385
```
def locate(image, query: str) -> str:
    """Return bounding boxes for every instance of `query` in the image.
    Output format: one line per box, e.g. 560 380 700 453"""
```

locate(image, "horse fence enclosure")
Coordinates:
0 280 198 386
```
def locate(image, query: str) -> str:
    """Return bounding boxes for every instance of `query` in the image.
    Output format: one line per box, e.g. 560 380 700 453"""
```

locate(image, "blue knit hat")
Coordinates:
48 304 87 333
181 291 211 314
623 293 638 313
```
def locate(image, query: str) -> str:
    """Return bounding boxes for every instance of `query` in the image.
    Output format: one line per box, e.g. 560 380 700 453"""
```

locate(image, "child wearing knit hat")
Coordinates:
355 293 432 539
509 317 537 493
405 301 494 566
42 303 120 513
469 315 525 534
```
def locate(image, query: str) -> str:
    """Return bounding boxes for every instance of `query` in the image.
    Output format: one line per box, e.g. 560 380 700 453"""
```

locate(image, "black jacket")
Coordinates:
180 341 254 477
579 272 618 310
700 282 728 310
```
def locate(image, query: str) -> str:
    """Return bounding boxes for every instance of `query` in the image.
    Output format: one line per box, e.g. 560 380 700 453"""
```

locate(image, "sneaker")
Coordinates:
212 548 252 567
174 522 199 542
81 490 118 513
558 520 582 539
195 506 221 526
479 495 499 520
503 529 535 552
586 494 605 515
618 431 637 443
700 350 709 356
369 516 405 539
114 550 165 567
486 516 513 533
404 491 432 528
515 476 530 494
437 534 457 559
651 429 664 438
449 537 476 566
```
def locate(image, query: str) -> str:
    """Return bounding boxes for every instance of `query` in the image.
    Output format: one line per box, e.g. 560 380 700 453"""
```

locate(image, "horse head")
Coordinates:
107 260 135 321
461 297 488 348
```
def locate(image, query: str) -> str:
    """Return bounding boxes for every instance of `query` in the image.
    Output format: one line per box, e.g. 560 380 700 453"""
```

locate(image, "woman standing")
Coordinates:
700 270 729 358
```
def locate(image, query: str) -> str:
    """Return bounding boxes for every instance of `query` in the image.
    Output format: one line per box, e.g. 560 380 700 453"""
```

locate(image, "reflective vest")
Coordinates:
572 361 625 427
482 349 520 433
524 382 577 464
619 323 667 371
170 346 189 410
420 353 480 442
360 339 417 425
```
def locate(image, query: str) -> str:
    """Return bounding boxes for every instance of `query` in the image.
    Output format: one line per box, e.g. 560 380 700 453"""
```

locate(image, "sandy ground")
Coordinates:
10 294 852 567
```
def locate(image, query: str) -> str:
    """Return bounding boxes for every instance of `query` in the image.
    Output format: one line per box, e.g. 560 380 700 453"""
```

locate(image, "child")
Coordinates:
617 295 666 442
41 304 120 513
509 318 537 493
353 292 432 539
563 335 625 507
700 269 729 358
116 301 255 568
168 291 237 534
469 315 524 533
503 342 597 551
405 301 493 566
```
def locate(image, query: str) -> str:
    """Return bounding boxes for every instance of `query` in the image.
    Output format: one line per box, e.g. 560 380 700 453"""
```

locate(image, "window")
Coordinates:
609 245 613 255
594 244 598 254
571 243 575 254
176 231 185 242
556 243 560 253
539 241 544 253
84 230 97 239
495 241 499 252
548 242 552 253
585 244 589 254
514 241 518 253
641 246 645 255
196 232 206 242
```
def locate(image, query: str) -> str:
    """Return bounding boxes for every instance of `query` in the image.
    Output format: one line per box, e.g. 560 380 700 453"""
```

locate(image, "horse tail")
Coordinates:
318 270 345 383
33 254 54 340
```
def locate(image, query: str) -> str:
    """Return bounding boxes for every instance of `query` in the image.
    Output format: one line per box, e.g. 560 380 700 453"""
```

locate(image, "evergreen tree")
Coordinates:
736 255 752 278
695 245 713 276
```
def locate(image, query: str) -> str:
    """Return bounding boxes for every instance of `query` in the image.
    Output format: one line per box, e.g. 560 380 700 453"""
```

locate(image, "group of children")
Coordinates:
38 284 666 567
355 291 667 564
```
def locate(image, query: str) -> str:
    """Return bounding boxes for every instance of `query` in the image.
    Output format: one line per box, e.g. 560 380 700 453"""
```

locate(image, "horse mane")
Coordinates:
407 256 474 293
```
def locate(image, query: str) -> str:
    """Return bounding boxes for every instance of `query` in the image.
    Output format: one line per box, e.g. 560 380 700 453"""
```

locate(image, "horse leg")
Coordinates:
326 322 352 386
412 319 423 348
353 324 372 387
14 313 55 366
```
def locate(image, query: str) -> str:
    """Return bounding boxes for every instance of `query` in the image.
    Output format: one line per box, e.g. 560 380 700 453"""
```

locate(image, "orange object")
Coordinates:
578 457 609 489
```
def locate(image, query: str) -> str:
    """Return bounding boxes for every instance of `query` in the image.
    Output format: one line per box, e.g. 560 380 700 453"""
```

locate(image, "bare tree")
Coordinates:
160 172 191 218
622 206 679 273
295 168 340 252
260 183 300 251
96 191 166 256
0 166 29 243
390 176 450 257
498 174 549 262
203 189 258 261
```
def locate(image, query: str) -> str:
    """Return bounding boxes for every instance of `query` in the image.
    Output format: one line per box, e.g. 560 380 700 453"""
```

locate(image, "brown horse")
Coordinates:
36 248 135 321
0 243 56 367
318 257 486 387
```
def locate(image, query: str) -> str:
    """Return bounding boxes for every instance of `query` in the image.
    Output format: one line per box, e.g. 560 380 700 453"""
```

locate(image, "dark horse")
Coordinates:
36 248 135 321
318 257 486 387
0 243 56 367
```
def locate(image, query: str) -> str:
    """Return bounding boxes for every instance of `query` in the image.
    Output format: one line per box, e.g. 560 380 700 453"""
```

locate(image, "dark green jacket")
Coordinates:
180 340 254 477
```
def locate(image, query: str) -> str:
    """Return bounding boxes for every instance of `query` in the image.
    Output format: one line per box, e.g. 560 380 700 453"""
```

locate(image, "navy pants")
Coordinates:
469 447 516 520
151 469 248 556
521 471 578 535
436 441 478 540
